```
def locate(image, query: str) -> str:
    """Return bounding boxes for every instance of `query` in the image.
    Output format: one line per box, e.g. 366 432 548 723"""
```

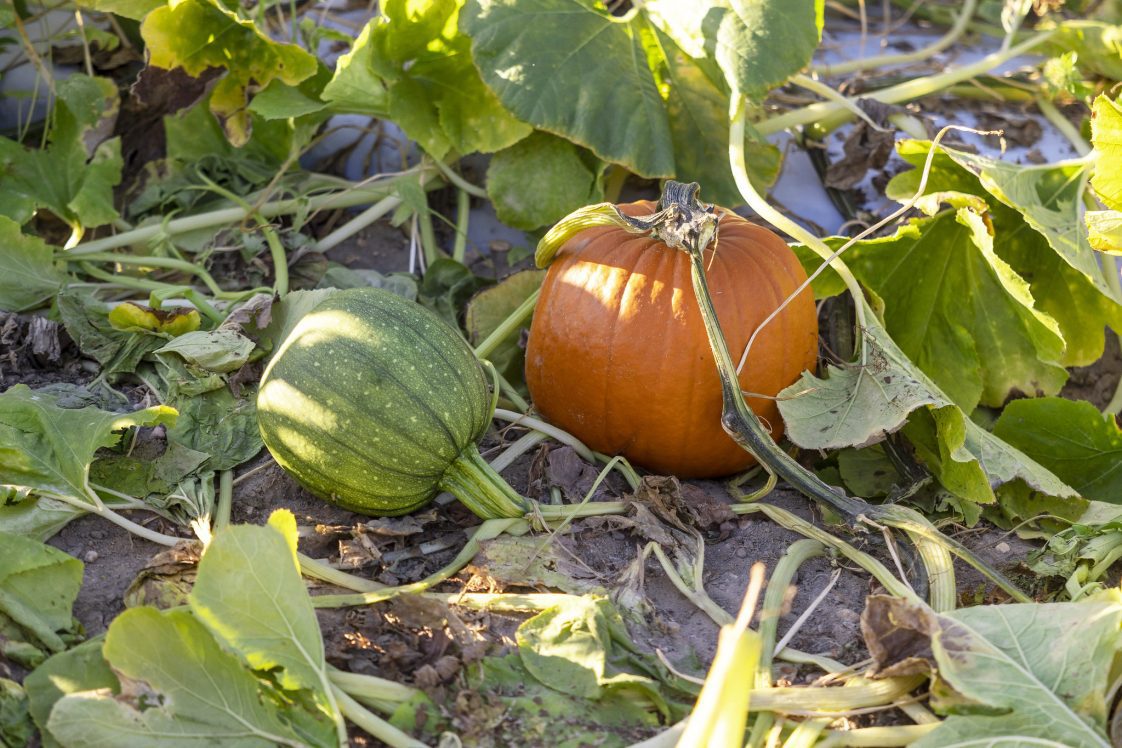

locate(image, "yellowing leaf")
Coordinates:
140 0 317 145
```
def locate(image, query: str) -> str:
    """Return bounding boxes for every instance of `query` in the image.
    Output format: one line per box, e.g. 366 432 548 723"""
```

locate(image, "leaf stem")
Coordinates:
45 491 184 547
453 187 470 263
331 684 426 748
810 0 978 77
214 470 233 532
473 288 540 360
729 102 868 362
73 252 230 299
756 540 825 685
433 158 487 199
757 31 1055 136
1036 96 1091 156
311 518 525 608
313 195 403 253
492 408 596 463
68 171 433 255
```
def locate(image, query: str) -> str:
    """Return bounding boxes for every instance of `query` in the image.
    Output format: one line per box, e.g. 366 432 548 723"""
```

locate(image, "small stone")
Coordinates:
995 542 1011 554
89 530 107 540
83 550 99 563
489 240 512 253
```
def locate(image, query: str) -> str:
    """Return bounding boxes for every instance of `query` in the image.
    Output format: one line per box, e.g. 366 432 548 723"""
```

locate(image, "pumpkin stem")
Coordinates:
440 443 533 519
671 181 1032 604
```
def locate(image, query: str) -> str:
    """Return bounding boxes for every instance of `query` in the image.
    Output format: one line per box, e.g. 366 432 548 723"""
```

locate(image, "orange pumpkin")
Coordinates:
525 200 818 479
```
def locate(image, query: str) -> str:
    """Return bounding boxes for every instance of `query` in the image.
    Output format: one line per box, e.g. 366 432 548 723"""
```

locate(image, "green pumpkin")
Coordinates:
257 288 527 518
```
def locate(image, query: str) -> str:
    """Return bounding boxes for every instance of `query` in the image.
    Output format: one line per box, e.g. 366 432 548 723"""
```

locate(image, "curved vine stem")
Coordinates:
757 30 1054 136
730 100 868 366
810 0 978 77
732 122 981 375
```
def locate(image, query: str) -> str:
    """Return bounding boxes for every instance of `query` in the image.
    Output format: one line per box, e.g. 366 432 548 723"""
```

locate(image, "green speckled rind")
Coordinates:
257 288 491 515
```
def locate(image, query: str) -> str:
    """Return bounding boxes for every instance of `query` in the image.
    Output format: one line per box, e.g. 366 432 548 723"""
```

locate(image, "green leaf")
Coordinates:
25 639 119 748
866 594 1122 747
779 301 1077 508
0 384 176 509
189 511 331 702
321 21 390 117
56 292 168 378
806 209 1067 410
487 133 604 230
513 595 675 713
247 64 332 121
1086 209 1122 252
166 386 260 472
317 264 419 299
412 654 660 747
464 0 673 178
517 597 618 698
156 329 256 374
644 0 824 99
76 0 162 20
993 398 1122 505
0 678 33 748
418 257 493 328
140 0 317 145
836 445 899 498
651 24 781 205
46 608 318 748
0 532 82 655
1050 21 1122 83
465 269 544 390
780 318 943 450
1093 95 1122 211
889 140 1122 368
332 2 531 159
0 74 122 229
0 217 65 312
0 495 86 542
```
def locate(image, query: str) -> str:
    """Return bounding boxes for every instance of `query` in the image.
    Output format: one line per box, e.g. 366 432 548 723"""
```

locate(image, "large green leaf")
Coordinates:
644 0 824 99
463 0 812 186
25 639 119 748
1050 20 1122 82
76 0 162 20
889 140 1122 368
321 21 390 117
0 384 176 508
0 218 65 312
140 0 317 145
865 594 1122 747
329 0 530 159
46 608 317 748
994 398 1122 505
0 74 122 229
189 512 331 704
812 208 1067 410
0 533 82 655
487 133 604 229
465 269 545 390
1092 95 1122 211
779 299 1077 509
463 0 673 178
649 24 782 206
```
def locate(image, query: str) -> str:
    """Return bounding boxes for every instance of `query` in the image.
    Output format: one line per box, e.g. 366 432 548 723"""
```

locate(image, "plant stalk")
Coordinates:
810 0 978 77
757 31 1054 136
